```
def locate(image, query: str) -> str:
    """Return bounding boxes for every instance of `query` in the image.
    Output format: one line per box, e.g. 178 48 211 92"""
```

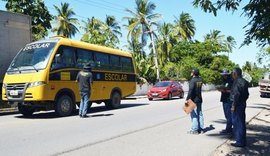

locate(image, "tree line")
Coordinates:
2 0 269 85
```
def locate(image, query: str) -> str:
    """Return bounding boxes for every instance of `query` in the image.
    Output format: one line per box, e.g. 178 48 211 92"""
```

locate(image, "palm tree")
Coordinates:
124 0 161 46
124 0 162 81
104 15 122 48
204 30 224 44
204 30 225 54
157 22 174 66
204 30 236 55
80 17 105 45
173 12 196 41
224 36 236 52
123 18 144 56
80 16 121 48
52 2 79 38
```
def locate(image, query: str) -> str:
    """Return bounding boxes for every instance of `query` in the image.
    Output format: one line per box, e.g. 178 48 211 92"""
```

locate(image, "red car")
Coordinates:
147 81 184 100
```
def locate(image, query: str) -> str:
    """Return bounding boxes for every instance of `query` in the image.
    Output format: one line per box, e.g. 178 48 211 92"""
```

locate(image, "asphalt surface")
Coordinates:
0 87 266 156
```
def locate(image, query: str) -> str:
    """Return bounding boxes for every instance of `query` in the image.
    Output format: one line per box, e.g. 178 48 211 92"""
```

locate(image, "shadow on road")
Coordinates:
215 122 270 156
15 103 149 119
0 111 19 116
211 119 227 124
237 124 270 156
151 97 183 101
247 103 270 111
203 124 215 133
91 114 114 117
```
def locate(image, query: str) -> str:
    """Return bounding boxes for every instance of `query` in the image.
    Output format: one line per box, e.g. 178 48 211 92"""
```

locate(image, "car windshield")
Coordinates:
8 42 56 73
154 81 171 87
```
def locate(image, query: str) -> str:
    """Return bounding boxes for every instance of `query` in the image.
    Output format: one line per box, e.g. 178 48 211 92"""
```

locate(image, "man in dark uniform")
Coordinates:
230 67 249 147
186 69 204 134
218 69 233 135
76 63 93 118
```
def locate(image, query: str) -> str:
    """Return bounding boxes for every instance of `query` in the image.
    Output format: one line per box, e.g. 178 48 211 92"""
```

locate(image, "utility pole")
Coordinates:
149 28 160 82
144 17 161 82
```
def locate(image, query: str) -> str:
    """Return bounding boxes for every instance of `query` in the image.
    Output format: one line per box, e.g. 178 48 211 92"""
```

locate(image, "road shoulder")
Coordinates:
212 108 270 156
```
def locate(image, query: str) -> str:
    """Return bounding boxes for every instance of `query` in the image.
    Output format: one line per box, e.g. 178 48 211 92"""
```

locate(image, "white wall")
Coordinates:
133 81 216 96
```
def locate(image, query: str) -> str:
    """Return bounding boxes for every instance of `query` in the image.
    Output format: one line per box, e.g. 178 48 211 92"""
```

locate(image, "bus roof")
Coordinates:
49 37 132 58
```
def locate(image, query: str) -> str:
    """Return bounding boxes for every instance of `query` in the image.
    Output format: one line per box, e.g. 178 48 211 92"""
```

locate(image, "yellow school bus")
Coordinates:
2 37 136 116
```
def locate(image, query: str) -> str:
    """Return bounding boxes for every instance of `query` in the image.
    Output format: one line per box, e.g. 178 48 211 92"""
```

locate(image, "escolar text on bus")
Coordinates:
105 73 128 81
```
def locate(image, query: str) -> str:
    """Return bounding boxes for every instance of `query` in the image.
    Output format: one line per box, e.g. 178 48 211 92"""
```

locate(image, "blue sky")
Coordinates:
0 0 263 67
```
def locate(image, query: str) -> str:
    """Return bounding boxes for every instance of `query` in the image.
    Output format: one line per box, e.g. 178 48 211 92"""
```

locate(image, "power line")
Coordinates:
98 0 128 10
72 0 126 15
46 0 129 46
47 6 89 20
80 0 125 11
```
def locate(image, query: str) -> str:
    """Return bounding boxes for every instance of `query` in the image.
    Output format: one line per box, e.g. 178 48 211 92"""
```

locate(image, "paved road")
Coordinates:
0 88 267 156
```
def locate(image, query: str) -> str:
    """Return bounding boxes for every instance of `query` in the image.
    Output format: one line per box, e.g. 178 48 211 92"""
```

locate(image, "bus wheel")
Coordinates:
105 91 121 109
18 103 34 116
55 95 74 117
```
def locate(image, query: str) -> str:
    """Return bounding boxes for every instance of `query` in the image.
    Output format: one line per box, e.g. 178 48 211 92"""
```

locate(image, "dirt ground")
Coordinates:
212 108 270 156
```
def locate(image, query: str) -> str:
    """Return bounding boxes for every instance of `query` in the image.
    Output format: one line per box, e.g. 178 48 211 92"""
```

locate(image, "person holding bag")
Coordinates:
186 69 204 134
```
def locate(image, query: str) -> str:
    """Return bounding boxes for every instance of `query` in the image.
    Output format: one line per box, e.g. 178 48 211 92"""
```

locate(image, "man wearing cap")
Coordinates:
218 69 234 135
230 67 249 147
186 69 204 134
76 63 93 118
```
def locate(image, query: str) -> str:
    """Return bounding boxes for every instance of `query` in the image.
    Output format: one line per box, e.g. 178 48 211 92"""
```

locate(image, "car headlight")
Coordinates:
161 88 167 92
28 81 46 88
2 83 7 89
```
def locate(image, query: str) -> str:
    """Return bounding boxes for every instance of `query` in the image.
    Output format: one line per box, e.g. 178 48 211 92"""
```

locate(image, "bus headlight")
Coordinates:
28 81 46 88
2 83 7 89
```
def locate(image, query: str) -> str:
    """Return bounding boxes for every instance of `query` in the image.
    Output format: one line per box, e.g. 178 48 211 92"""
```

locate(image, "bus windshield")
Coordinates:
8 42 56 73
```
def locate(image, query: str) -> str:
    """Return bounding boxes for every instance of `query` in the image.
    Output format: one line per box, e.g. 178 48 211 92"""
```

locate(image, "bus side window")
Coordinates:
76 49 94 68
51 46 75 70
110 55 120 71
95 53 109 70
121 57 133 72
51 47 63 70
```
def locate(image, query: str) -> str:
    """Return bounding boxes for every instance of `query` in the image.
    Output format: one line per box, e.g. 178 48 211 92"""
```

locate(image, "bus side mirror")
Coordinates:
55 54 61 63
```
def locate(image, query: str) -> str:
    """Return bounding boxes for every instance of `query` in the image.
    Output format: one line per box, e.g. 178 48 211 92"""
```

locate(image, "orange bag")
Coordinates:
183 99 197 114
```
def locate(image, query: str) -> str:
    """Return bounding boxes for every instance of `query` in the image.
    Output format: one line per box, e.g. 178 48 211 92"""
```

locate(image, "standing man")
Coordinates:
219 69 233 135
230 67 249 147
186 69 204 134
76 63 93 118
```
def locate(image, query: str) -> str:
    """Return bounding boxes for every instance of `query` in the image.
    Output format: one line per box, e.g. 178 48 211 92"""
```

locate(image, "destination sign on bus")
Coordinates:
22 43 51 51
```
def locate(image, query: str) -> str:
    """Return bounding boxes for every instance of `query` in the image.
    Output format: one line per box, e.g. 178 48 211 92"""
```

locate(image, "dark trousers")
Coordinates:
232 103 246 145
79 91 90 116
190 102 204 131
223 101 233 132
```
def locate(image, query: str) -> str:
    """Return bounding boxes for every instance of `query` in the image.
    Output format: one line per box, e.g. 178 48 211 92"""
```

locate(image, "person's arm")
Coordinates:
225 80 233 93
231 80 241 112
223 87 231 93
186 79 195 101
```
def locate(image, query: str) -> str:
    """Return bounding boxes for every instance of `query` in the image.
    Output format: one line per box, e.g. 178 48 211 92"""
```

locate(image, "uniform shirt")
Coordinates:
220 78 233 102
230 77 249 106
186 76 203 103
76 70 93 93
